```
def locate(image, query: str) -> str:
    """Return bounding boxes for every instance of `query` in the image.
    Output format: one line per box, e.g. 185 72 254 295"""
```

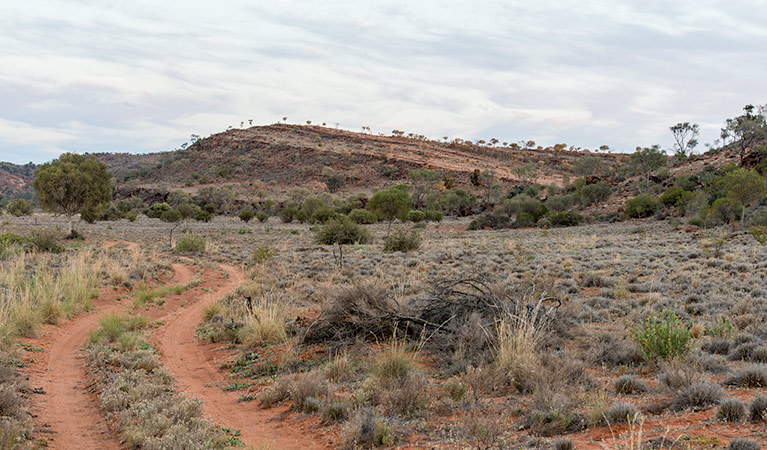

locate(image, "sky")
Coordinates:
1 0 765 164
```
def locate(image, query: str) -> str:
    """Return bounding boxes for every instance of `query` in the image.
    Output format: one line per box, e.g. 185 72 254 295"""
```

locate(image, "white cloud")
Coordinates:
0 0 765 163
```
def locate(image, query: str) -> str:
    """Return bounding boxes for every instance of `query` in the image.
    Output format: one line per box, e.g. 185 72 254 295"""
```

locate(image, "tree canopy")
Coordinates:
367 186 412 235
33 153 113 236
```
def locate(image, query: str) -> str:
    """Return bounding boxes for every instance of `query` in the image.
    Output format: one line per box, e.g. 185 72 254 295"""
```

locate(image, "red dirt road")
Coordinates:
155 264 324 450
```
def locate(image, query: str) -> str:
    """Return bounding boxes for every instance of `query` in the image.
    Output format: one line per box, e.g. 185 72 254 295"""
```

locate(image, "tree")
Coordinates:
512 162 538 185
33 153 112 236
669 122 700 158
479 169 501 206
720 167 766 226
367 186 411 236
572 155 606 177
722 104 767 165
629 145 667 191
408 169 442 209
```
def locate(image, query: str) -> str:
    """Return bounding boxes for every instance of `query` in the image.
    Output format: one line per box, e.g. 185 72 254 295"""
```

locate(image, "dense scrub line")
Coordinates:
85 313 243 449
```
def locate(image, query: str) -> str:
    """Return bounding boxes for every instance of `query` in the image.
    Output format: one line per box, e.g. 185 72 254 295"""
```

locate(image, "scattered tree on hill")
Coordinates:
720 167 766 226
670 122 699 158
721 104 767 165
479 169 502 206
33 153 113 237
629 145 667 192
572 155 606 177
408 169 443 209
367 186 412 236
512 162 538 185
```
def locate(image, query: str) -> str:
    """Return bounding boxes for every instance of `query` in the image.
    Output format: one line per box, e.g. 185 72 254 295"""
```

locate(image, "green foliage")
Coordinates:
252 245 278 263
751 226 767 245
310 206 338 224
316 218 370 245
239 208 255 223
174 235 206 253
629 145 667 176
468 213 511 230
33 153 112 233
515 212 536 227
436 189 476 215
572 155 606 177
382 229 421 252
547 211 584 227
581 181 612 206
6 199 32 217
631 310 692 362
497 194 545 219
368 187 412 225
545 193 579 212
670 122 700 158
160 208 181 223
708 197 742 225
348 208 378 224
720 168 766 225
406 210 426 223
721 104 767 164
660 187 694 210
424 210 443 222
146 202 171 219
625 195 660 218
256 211 268 223
279 207 297 223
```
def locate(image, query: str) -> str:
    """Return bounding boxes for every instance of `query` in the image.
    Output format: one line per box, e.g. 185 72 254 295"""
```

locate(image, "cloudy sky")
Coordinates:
1 0 765 164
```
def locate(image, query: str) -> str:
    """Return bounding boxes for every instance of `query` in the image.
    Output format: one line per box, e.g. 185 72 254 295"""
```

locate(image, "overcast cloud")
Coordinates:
1 0 765 163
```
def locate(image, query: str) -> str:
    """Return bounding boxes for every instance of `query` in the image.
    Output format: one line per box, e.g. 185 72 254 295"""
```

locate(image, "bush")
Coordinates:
547 211 583 227
424 210 443 222
709 197 743 225
625 194 660 218
604 403 639 424
252 245 278 264
614 375 648 395
146 202 171 219
514 212 536 227
716 398 746 423
238 208 255 223
545 193 579 212
279 207 297 223
6 199 32 217
724 365 767 388
256 211 268 223
660 187 694 208
316 218 370 245
631 309 692 362
30 230 64 253
406 210 426 223
382 229 421 252
310 206 338 224
174 235 206 253
125 211 138 222
749 396 767 421
348 209 377 224
672 382 722 411
729 439 761 450
468 213 510 230
581 181 612 206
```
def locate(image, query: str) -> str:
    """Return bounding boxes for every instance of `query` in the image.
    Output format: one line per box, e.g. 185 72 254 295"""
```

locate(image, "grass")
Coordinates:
494 300 549 389
132 278 200 308
86 313 232 449
174 235 207 253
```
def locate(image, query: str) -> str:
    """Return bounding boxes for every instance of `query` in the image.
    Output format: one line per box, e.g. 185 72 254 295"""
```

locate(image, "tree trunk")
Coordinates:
67 215 74 237
386 220 392 237
742 205 747 228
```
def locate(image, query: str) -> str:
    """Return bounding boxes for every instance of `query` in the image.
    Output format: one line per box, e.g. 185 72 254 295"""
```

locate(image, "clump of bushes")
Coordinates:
349 209 378 224
6 199 32 217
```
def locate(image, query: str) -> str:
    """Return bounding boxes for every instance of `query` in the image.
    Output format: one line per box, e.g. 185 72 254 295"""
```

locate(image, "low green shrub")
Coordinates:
406 210 426 223
631 309 692 362
424 210 443 222
316 218 370 245
252 245 278 263
383 229 421 252
256 211 268 223
349 209 377 224
174 235 206 253
238 208 255 223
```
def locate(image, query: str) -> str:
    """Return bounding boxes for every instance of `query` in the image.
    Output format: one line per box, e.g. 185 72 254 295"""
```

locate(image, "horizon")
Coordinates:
2 1 766 164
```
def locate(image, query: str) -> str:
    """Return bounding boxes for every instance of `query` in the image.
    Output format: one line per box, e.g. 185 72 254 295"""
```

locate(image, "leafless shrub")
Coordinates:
461 406 505 450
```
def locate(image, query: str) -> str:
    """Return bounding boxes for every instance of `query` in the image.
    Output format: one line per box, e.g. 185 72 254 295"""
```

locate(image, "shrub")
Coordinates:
729 439 761 450
468 213 510 230
373 343 415 382
316 218 370 245
348 209 377 224
750 226 767 244
547 211 583 227
709 197 742 225
424 210 443 222
6 199 32 217
631 309 692 362
514 212 536 227
256 211 268 223
660 187 695 211
310 206 338 224
604 403 639 424
724 365 767 388
382 229 421 252
581 181 612 206
614 375 648 395
749 396 767 421
671 382 722 411
125 211 138 222
238 208 255 223
716 398 746 423
146 202 171 219
406 210 426 223
279 207 297 223
160 208 181 223
30 230 64 253
174 235 206 253
252 245 278 264
625 194 660 218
